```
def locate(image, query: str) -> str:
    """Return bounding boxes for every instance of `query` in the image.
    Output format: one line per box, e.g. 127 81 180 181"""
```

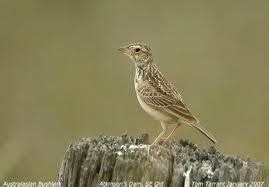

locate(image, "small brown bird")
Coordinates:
118 43 217 144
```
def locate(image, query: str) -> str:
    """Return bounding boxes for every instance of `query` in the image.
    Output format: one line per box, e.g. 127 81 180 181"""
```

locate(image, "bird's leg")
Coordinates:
164 123 181 141
151 122 167 145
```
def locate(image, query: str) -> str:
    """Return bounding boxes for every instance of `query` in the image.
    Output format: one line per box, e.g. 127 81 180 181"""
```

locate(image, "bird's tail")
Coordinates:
187 123 217 144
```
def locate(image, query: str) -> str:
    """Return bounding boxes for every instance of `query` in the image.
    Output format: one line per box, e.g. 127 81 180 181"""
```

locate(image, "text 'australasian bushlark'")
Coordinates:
118 43 217 145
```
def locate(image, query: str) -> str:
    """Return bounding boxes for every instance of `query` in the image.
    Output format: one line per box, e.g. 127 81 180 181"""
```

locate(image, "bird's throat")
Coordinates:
135 64 149 83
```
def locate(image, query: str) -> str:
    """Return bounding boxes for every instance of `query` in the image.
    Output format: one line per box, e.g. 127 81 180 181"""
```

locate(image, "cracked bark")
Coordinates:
58 134 266 187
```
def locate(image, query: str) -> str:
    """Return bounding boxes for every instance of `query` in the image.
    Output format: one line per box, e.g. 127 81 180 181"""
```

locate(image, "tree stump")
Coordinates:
58 134 266 187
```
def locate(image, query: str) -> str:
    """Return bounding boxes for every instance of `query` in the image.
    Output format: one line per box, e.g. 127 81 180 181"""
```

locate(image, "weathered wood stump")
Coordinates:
58 134 265 187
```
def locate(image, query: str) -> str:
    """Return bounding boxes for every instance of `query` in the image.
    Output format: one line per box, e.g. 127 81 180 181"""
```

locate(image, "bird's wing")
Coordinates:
136 70 199 124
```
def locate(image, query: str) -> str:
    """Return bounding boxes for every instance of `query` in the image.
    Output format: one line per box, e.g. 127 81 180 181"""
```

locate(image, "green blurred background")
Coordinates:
0 0 268 182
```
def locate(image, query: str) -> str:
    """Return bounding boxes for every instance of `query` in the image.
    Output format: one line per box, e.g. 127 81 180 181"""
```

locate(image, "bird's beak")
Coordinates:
118 46 128 54
118 47 124 52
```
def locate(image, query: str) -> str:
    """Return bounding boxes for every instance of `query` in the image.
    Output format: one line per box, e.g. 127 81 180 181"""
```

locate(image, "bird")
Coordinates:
118 42 217 145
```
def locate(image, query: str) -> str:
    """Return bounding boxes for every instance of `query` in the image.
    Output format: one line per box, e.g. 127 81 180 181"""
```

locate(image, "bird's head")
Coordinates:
118 43 153 66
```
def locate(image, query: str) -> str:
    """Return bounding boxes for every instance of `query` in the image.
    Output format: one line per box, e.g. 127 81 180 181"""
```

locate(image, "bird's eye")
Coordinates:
135 48 141 52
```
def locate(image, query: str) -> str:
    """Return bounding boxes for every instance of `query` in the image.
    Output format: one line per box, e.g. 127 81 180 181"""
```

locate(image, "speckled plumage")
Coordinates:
118 43 217 144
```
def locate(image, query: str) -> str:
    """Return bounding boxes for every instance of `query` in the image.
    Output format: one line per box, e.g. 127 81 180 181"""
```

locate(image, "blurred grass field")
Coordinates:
0 0 268 182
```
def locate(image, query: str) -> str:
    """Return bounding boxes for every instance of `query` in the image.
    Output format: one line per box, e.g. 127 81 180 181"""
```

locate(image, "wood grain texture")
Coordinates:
58 134 265 187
